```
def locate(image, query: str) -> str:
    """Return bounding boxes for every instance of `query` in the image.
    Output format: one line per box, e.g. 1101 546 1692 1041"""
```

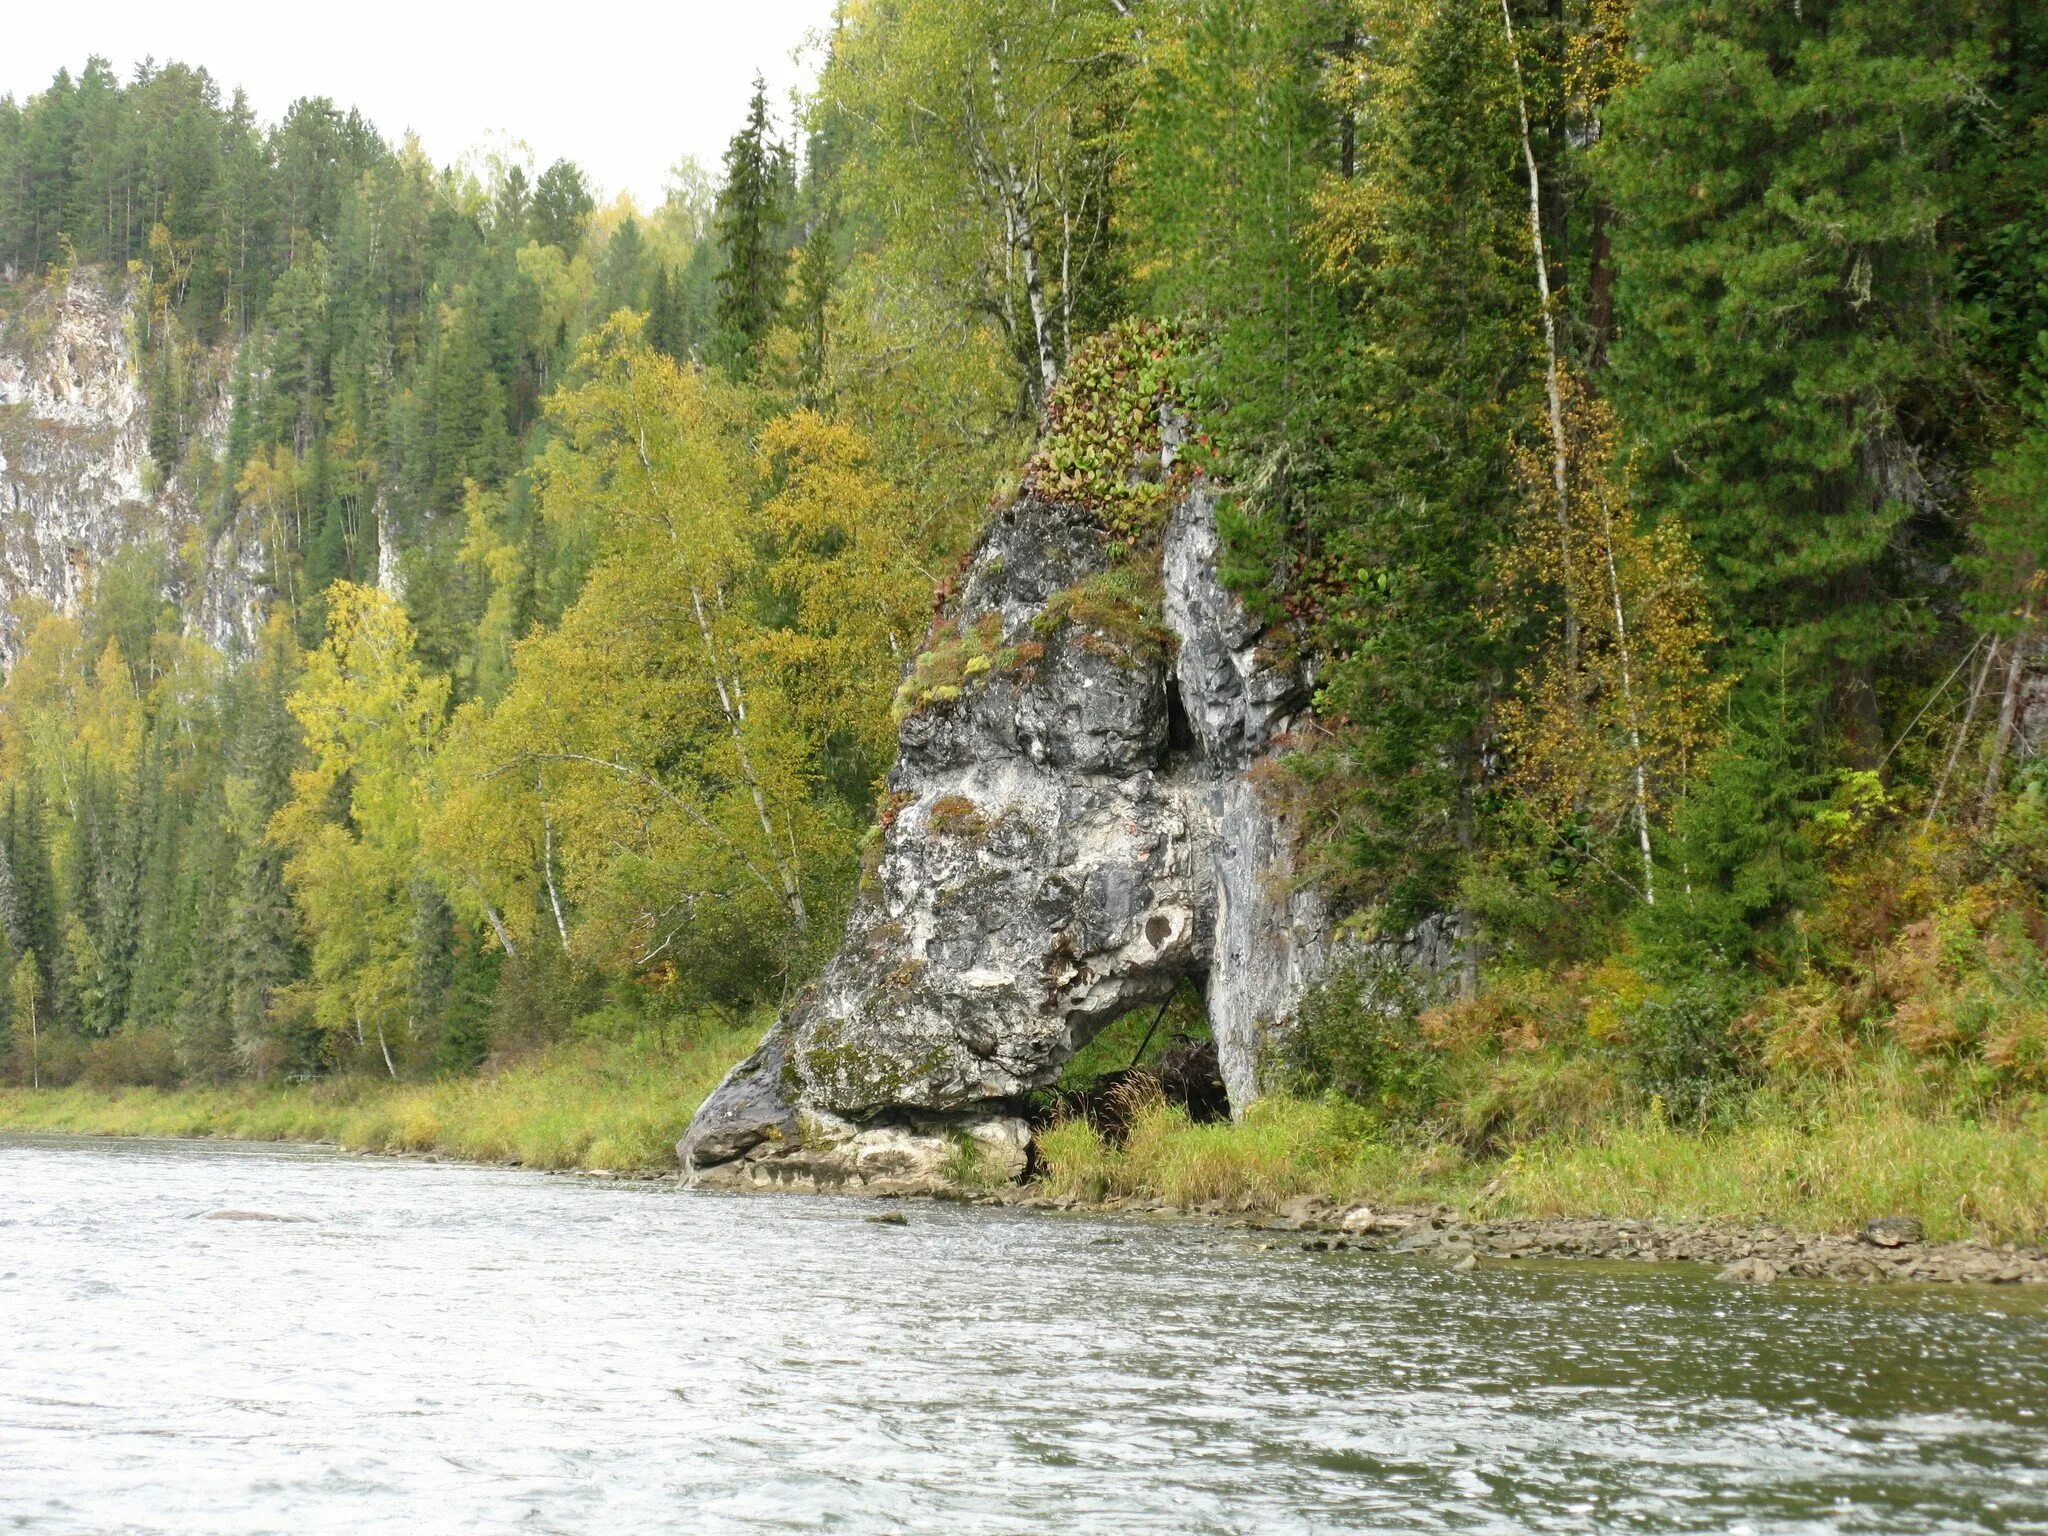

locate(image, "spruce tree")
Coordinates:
598 215 648 318
8 780 67 1029
1294 0 1536 925
1603 0 1985 756
174 782 239 1081
225 622 304 1069
790 199 839 407
125 737 192 1033
712 77 793 377
530 159 594 253
646 266 688 361
408 876 456 1068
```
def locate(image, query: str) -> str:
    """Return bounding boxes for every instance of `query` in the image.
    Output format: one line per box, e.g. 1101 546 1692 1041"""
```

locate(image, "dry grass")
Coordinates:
1037 1090 1477 1211
0 1030 757 1172
1501 1071 2048 1244
1035 1064 2048 1245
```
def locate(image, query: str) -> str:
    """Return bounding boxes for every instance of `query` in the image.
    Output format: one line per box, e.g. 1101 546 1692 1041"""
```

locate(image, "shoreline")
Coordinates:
9 1114 2045 1289
1004 1193 2048 1288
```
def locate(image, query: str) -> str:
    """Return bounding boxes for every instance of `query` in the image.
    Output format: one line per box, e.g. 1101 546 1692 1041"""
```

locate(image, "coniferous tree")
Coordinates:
226 622 304 1069
0 831 25 960
407 876 456 1066
530 159 594 253
646 265 688 361
598 215 648 318
175 780 240 1080
7 780 67 1028
712 77 793 377
1603 0 1984 757
125 735 192 1033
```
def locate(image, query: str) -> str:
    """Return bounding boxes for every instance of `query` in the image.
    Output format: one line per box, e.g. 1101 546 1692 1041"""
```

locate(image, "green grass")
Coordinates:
10 1023 2043 1247
0 1030 757 1173
1502 1080 2048 1245
1036 1064 2048 1246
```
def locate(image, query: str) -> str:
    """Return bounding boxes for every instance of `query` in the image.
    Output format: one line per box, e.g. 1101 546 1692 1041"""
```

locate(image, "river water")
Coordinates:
2 1135 2045 1535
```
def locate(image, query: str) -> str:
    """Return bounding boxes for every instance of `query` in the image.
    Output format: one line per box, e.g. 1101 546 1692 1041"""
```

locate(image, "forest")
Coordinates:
0 1 2045 1192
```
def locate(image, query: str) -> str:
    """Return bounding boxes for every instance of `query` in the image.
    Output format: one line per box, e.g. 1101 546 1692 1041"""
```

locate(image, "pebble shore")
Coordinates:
1000 1191 2048 1286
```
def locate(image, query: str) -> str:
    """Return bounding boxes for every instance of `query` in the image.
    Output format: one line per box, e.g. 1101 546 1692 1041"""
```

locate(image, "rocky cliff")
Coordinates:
679 470 1451 1193
0 271 262 662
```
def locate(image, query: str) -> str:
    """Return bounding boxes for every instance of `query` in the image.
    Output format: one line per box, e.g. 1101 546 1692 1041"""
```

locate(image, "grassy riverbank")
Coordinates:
1036 1059 2048 1247
5 1026 2043 1250
0 1029 757 1172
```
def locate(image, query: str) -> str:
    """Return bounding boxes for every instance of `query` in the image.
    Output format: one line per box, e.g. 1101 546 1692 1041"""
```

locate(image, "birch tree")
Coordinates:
1491 375 1727 901
825 0 1132 409
426 322 925 989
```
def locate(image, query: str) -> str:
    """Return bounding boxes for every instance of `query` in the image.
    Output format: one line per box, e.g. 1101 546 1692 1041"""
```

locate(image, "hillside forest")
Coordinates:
0 2 2046 1146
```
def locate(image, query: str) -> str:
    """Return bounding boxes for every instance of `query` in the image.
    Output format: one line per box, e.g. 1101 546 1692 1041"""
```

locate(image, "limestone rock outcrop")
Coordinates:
679 477 1430 1192
0 271 263 662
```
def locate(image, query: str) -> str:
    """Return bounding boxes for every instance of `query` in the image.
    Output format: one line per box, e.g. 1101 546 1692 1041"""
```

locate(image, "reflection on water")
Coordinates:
1 1133 2044 1534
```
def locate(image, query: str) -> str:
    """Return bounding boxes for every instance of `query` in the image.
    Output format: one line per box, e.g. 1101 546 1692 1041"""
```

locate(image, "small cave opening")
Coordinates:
1165 678 1197 758
1027 977 1230 1147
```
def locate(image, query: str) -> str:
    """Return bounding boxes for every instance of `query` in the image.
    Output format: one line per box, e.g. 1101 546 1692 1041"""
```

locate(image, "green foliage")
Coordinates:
1032 565 1173 666
1632 684 1825 977
1280 957 1445 1119
820 0 1131 409
711 78 795 377
1123 0 1341 474
5 4 2048 1157
1025 319 1198 544
1601 0 1986 743
1622 974 1755 1128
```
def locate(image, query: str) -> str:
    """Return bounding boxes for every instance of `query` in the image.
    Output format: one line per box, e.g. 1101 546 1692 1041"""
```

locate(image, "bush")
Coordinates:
1024 318 1199 545
1280 956 1444 1118
1446 1048 1626 1155
80 1028 184 1089
1623 974 1754 1126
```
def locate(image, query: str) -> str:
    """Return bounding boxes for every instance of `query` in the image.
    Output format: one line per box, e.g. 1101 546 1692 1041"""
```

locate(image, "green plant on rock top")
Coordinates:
927 793 989 840
892 607 1060 722
1026 318 1201 546
1032 563 1174 668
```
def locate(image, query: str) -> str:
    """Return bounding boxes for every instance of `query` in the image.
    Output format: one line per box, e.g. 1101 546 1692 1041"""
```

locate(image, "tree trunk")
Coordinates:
1597 499 1657 904
1586 200 1615 369
688 586 809 936
623 360 810 938
466 875 520 961
538 774 571 950
987 51 1059 400
1924 637 1997 832
1982 621 2034 813
1500 0 1580 682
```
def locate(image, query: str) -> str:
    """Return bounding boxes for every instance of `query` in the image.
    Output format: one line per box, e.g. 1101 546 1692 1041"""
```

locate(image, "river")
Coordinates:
1 1134 2044 1534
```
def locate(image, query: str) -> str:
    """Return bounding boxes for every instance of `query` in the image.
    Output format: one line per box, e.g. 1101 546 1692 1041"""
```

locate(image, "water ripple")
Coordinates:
1 1133 2044 1534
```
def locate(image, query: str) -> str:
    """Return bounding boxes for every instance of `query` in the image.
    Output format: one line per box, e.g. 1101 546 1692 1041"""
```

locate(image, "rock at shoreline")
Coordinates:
678 482 1452 1194
1246 1204 2048 1288
1716 1257 1780 1284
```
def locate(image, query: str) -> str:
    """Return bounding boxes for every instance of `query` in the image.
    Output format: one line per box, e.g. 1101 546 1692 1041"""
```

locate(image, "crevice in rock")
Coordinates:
1165 677 1196 758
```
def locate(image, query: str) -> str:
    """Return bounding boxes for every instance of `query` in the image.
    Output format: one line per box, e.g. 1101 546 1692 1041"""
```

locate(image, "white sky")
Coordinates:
2 0 841 208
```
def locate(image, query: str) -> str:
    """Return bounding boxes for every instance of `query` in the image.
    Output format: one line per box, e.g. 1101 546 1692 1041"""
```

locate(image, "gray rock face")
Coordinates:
679 481 1430 1192
0 271 263 663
